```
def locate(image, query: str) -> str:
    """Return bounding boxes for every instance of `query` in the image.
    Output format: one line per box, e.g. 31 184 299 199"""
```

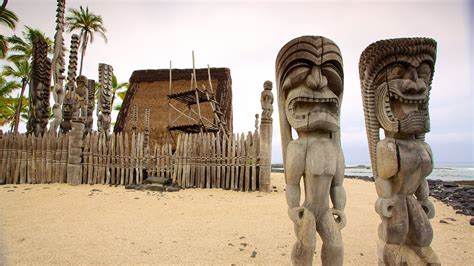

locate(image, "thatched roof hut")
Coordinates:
114 68 233 146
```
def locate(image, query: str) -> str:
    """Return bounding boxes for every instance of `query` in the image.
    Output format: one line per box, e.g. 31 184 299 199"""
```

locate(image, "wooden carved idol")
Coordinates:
359 38 440 265
276 36 346 266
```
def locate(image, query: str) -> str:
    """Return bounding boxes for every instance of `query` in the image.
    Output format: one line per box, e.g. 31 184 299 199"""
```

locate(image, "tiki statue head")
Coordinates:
359 37 437 173
276 36 344 136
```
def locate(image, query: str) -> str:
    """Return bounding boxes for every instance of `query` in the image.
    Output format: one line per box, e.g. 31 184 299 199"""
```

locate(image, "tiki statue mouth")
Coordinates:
285 87 340 132
288 96 339 120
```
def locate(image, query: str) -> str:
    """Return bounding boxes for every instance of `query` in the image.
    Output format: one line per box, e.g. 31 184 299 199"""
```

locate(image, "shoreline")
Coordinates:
272 169 474 217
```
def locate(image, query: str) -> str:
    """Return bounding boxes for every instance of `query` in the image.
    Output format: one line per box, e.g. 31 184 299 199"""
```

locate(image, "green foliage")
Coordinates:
0 7 18 30
6 26 53 63
0 74 20 97
96 74 128 112
0 7 19 59
0 95 28 127
2 59 31 81
66 5 107 74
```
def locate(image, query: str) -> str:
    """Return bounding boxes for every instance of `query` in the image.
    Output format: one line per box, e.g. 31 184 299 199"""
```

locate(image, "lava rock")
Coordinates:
144 176 171 185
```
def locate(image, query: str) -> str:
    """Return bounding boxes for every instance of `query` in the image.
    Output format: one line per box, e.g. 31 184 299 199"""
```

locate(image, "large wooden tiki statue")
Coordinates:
27 37 52 136
50 0 66 135
359 38 440 265
60 34 80 133
276 36 346 266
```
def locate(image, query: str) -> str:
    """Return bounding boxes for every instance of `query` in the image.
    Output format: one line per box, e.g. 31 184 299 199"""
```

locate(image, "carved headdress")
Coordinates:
275 36 343 165
359 37 437 176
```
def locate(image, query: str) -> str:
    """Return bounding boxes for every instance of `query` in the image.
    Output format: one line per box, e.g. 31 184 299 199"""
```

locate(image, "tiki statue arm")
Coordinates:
330 151 347 229
331 151 346 211
374 139 398 217
285 141 304 211
415 143 435 219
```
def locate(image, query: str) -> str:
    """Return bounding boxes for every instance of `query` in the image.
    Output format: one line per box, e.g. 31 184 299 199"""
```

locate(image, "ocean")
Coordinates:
272 164 474 182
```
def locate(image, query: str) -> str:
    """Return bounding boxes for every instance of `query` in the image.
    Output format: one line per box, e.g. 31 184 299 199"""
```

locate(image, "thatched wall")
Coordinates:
114 68 233 146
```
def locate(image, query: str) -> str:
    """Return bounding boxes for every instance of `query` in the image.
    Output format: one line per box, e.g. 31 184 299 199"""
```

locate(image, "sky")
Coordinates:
2 0 473 165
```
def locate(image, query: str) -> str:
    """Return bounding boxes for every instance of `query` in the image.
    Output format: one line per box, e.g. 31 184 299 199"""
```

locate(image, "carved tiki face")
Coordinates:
276 36 343 133
62 93 74 119
360 38 437 136
76 75 88 97
359 38 437 175
373 58 433 135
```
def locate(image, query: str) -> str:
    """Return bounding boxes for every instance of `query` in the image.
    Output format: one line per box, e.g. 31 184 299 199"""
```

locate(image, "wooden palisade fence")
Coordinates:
0 131 265 191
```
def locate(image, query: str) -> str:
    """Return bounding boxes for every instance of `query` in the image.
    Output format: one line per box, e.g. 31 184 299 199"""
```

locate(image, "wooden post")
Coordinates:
4 135 11 184
225 134 231 189
210 133 216 188
41 134 47 183
36 135 42 183
166 143 172 179
83 133 90 184
9 135 17 184
138 133 144 184
172 134 180 184
239 134 246 191
54 134 61 183
19 135 27 184
129 132 135 185
0 135 6 184
119 132 125 185
205 133 211 188
61 133 69 183
27 135 34 184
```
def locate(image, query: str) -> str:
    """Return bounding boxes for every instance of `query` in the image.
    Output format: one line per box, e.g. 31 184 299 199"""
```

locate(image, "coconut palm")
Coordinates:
0 73 20 97
0 74 21 127
2 60 31 133
0 5 18 58
0 95 28 128
4 27 51 133
111 74 128 111
66 6 107 75
7 26 53 63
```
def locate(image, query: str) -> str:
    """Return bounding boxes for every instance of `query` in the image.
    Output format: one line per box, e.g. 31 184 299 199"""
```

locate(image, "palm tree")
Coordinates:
66 6 107 75
0 5 18 58
7 26 53 62
111 74 128 111
0 95 28 128
0 73 20 97
2 60 31 132
4 27 51 133
0 73 21 127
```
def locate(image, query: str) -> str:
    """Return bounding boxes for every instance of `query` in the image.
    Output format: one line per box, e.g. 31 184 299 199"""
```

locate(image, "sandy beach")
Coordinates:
0 173 472 265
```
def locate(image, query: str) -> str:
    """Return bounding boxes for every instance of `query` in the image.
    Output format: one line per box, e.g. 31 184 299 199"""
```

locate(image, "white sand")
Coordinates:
0 173 472 265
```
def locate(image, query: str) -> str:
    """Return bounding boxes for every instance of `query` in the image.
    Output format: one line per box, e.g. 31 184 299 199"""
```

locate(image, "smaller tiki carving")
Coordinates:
131 104 138 134
277 36 346 266
259 80 274 192
97 63 114 135
27 37 52 136
260 80 274 121
61 90 79 133
254 113 259 133
144 108 150 150
85 79 96 133
75 75 89 122
359 38 440 265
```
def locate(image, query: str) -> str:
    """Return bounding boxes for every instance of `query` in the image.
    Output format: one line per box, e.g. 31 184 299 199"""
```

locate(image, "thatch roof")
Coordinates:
114 68 232 145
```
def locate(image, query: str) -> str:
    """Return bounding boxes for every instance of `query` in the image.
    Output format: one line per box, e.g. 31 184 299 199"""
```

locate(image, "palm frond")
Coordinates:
0 8 18 30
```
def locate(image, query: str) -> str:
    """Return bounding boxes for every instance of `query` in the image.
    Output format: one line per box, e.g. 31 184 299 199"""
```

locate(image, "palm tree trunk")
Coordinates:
13 78 27 133
79 34 88 75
